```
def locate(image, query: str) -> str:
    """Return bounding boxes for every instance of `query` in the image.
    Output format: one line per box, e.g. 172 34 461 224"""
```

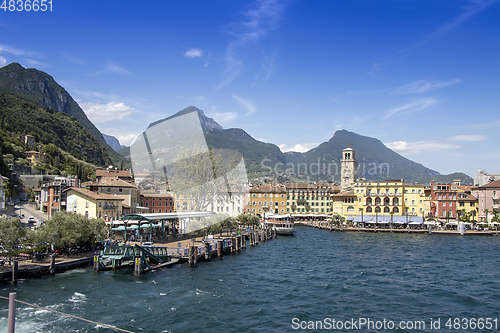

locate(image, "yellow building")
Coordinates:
65 187 123 220
403 184 427 217
332 179 427 223
25 151 44 165
244 184 287 215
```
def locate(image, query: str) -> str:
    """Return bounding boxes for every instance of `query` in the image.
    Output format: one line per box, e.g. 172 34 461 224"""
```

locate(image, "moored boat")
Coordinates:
261 213 295 235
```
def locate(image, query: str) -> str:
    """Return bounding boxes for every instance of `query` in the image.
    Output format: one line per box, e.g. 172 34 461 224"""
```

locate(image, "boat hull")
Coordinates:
275 227 295 235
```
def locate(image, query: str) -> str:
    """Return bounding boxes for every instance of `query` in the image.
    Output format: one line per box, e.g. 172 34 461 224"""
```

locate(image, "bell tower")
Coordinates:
340 146 357 192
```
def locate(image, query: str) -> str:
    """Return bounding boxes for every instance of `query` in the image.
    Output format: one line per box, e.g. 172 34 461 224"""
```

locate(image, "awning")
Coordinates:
111 226 126 231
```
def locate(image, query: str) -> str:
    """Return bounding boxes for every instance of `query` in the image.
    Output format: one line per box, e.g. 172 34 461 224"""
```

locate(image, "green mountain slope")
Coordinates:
0 62 128 168
0 89 111 166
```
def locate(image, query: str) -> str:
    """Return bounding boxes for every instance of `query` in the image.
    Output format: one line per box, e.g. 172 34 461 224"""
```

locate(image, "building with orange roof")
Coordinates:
65 187 124 220
244 184 287 215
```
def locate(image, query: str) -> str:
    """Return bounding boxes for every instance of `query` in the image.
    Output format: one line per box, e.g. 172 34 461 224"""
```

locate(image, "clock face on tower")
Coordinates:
344 170 351 178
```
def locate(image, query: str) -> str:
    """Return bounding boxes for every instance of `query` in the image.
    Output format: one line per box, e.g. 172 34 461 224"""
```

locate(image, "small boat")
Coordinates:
261 213 295 235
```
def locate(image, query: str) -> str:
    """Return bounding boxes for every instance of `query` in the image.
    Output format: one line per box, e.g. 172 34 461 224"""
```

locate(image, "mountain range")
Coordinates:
129 106 473 185
0 62 472 185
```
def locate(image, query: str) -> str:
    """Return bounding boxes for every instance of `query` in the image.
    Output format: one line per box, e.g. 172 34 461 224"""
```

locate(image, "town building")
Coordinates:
96 169 133 182
96 176 139 214
285 182 337 215
140 192 175 213
66 187 123 220
244 184 287 215
40 176 78 218
474 170 500 187
472 179 500 222
428 180 460 220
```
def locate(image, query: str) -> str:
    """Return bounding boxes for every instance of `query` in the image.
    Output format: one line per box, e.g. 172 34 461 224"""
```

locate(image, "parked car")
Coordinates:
28 216 36 223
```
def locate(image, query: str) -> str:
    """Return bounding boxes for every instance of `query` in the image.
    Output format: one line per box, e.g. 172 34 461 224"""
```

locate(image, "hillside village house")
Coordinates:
96 169 133 182
65 187 124 220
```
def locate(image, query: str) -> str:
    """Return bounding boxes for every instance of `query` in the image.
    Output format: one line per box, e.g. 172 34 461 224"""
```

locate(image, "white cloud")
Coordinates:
217 0 285 89
0 55 6 67
233 94 256 115
118 133 140 147
90 63 131 76
402 0 496 52
184 48 203 58
385 98 438 119
448 135 487 142
79 101 135 123
385 140 461 155
208 111 238 124
279 143 319 153
392 79 462 94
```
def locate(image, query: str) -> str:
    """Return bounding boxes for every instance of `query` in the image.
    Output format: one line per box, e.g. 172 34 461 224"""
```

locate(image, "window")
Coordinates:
119 188 123 193
107 188 111 193
85 201 89 208
99 202 102 207
347 206 354 213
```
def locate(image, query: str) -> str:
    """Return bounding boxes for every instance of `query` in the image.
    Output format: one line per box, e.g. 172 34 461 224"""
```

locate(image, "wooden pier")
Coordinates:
94 228 278 275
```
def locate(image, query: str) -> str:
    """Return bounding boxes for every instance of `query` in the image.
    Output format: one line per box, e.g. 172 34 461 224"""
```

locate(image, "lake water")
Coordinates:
1 226 499 332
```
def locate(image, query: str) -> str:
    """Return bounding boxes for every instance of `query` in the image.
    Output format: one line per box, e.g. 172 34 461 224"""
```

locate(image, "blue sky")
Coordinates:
1 0 499 177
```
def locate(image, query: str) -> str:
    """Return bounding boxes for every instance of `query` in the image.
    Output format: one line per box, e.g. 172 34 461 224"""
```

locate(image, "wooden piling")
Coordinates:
50 254 56 275
7 292 15 333
217 240 223 258
189 246 195 267
12 261 18 285
204 242 210 261
242 235 246 249
194 246 198 266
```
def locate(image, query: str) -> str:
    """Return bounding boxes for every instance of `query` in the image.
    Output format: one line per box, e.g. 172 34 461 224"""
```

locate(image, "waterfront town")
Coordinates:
2 143 499 230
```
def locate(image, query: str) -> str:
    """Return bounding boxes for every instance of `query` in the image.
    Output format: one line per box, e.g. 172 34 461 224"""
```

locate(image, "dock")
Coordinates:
94 227 279 275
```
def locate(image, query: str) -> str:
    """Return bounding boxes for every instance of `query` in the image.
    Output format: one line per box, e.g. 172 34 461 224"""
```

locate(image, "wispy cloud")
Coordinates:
0 55 6 67
61 51 86 65
385 98 438 120
233 94 257 115
184 48 203 58
385 140 461 155
208 111 238 124
278 143 319 153
217 0 285 89
90 63 131 76
404 0 497 51
79 101 135 123
392 79 462 94
448 135 487 142
0 44 38 57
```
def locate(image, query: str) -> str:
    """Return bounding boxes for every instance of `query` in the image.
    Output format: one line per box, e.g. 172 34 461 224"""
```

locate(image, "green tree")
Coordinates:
0 217 27 253
35 212 106 253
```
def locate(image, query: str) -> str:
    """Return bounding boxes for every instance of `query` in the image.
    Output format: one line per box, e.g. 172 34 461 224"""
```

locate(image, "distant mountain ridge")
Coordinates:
103 134 125 151
143 107 473 185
